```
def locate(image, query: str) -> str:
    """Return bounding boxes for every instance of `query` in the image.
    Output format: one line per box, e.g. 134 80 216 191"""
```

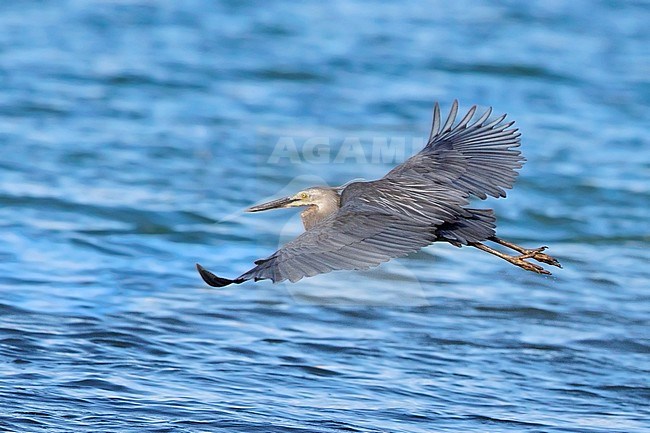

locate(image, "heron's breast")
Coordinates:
301 205 337 230
300 206 319 230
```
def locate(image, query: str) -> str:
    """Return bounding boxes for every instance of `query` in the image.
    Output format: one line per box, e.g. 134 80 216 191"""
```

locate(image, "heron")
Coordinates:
197 101 561 287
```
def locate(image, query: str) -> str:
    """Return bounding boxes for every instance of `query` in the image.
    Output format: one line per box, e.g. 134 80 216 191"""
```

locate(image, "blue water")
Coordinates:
1 1 649 432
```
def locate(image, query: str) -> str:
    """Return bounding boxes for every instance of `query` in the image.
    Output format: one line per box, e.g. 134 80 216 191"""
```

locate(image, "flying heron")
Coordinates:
197 101 561 287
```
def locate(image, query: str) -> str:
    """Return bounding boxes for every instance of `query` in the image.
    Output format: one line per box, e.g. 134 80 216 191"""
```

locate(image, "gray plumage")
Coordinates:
197 101 560 287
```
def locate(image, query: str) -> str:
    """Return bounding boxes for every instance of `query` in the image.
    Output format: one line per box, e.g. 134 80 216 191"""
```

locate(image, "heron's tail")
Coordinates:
435 208 496 246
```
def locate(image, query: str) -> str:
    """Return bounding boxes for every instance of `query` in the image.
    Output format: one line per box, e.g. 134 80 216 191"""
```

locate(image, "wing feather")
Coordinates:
236 208 440 283
388 102 524 199
440 99 458 134
428 102 442 142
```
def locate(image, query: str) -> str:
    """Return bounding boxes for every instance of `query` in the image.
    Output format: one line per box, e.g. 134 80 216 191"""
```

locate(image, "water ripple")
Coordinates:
0 0 648 432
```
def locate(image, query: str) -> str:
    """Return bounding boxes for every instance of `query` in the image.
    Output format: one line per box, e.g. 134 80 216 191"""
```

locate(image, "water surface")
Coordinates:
0 1 648 432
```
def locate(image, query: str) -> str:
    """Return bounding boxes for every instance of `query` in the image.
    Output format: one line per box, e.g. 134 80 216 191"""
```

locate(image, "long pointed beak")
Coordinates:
246 196 297 212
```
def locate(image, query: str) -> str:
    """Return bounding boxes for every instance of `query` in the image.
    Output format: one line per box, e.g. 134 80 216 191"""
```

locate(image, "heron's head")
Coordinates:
246 187 339 212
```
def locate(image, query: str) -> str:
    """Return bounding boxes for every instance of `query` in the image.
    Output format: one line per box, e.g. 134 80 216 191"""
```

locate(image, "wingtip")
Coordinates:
429 102 442 141
441 100 459 133
196 263 238 288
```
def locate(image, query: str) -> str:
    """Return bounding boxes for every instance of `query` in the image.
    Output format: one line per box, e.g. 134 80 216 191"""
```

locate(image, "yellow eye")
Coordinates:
300 192 308 199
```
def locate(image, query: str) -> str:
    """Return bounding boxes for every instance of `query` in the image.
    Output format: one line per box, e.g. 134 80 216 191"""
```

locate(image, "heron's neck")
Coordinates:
300 193 340 230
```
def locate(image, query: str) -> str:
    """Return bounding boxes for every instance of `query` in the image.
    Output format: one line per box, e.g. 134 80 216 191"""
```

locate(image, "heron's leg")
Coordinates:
470 242 552 275
488 236 562 268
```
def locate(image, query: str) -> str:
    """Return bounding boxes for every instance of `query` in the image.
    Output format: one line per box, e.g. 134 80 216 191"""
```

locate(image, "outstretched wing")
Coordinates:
237 207 437 284
386 100 524 199
221 175 471 285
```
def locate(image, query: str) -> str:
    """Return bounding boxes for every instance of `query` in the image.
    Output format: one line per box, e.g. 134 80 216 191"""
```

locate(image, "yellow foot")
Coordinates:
517 246 562 268
509 256 552 275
